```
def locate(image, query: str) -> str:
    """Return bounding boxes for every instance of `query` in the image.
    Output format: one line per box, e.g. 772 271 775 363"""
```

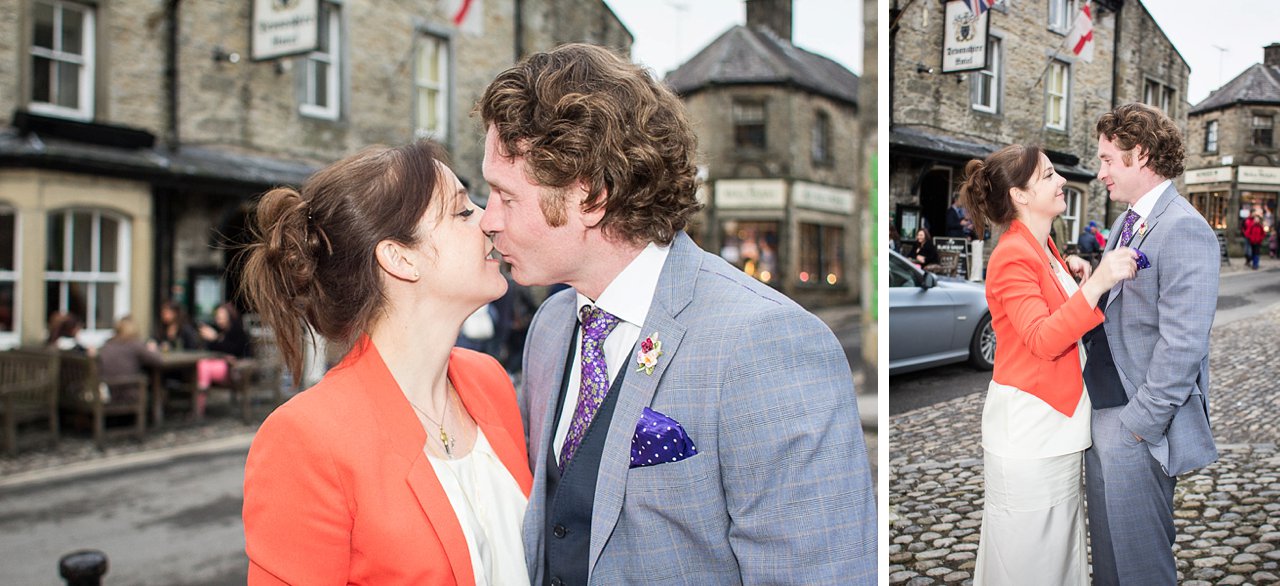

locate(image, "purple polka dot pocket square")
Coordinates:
629 407 698 469
1135 249 1150 271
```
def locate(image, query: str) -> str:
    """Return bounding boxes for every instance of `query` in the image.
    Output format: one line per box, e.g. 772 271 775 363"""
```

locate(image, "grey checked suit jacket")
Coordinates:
1101 183 1219 477
519 232 877 585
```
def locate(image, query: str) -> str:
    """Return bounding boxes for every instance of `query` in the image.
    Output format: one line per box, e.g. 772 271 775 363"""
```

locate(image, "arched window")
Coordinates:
45 209 130 345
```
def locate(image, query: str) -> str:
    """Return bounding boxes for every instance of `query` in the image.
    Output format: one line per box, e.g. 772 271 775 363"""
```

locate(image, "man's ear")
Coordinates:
375 239 422 282
578 182 608 229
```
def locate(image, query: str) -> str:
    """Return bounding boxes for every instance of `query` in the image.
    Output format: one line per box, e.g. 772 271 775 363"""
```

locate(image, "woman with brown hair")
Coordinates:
240 141 531 585
962 145 1137 585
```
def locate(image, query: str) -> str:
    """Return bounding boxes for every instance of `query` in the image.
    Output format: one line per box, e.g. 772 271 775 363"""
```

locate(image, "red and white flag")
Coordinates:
448 0 483 34
1065 2 1094 62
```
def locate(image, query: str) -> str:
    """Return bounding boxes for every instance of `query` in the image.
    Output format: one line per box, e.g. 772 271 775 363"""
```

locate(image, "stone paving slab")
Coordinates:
890 304 1280 585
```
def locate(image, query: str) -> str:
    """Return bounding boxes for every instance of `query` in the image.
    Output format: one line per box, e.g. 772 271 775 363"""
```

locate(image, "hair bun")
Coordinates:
254 187 318 298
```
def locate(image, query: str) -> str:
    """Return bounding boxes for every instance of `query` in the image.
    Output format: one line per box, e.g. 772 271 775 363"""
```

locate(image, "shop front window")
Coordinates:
798 223 845 287
719 220 779 285
1190 191 1229 230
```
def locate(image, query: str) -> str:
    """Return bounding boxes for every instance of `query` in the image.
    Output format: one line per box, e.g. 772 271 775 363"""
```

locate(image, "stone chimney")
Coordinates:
1266 43 1280 67
746 0 792 43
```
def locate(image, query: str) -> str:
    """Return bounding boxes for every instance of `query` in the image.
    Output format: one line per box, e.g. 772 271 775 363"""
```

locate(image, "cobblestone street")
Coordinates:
890 303 1280 585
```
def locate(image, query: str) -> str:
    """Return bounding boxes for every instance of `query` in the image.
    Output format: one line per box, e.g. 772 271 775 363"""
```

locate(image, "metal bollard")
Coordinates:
58 550 108 586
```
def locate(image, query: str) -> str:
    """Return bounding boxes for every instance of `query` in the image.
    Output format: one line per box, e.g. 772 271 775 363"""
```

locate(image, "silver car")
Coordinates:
889 249 995 375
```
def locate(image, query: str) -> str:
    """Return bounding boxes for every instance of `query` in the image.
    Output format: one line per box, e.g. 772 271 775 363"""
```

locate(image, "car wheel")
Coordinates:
969 313 995 370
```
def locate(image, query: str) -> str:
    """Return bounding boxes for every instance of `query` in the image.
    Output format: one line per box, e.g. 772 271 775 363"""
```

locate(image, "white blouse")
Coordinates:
982 255 1093 459
427 429 531 586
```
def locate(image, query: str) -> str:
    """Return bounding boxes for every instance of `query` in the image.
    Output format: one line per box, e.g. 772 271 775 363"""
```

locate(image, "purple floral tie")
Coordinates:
1118 209 1141 247
559 305 621 471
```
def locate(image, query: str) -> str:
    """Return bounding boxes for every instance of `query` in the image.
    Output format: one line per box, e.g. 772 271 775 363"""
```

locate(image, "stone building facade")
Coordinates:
666 0 862 307
889 0 1187 274
0 0 629 348
1185 44 1280 255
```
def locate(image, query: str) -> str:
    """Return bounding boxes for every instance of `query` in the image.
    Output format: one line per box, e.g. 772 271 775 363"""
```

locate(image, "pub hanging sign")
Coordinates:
252 0 320 61
941 0 990 73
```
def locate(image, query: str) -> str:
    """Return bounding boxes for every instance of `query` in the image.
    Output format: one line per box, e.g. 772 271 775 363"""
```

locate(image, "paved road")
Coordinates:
889 266 1280 414
889 266 1280 585
0 448 249 585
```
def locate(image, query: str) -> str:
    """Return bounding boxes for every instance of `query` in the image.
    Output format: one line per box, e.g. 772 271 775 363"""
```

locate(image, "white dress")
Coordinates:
427 429 531 586
974 256 1092 586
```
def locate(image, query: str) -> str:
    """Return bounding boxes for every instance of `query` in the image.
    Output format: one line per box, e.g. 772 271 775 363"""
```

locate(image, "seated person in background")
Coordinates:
194 303 253 418
98 316 164 404
915 227 941 267
46 311 90 355
153 300 203 351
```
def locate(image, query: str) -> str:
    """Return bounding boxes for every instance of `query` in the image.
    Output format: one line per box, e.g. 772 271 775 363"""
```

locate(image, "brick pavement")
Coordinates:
890 304 1280 585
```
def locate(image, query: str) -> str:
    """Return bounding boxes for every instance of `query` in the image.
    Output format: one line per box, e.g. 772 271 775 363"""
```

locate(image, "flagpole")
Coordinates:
1033 0 1089 90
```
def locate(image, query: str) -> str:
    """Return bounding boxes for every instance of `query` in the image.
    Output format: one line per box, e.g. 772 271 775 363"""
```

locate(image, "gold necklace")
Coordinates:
409 382 457 458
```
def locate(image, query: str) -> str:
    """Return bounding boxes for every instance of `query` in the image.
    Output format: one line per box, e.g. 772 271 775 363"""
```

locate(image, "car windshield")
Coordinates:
890 253 920 287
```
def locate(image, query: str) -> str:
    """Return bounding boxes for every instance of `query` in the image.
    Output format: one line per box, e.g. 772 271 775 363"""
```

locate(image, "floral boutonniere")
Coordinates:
1136 222 1148 238
635 332 664 375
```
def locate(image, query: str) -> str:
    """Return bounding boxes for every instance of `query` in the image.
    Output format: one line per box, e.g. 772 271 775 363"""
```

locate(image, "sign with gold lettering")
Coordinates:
1238 166 1280 185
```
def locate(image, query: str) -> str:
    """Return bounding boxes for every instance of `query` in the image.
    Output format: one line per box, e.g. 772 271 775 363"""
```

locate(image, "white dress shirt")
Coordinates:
551 241 670 462
1124 179 1170 235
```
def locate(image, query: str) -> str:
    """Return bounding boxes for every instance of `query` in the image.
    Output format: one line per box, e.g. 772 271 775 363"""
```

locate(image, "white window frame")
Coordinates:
972 37 1002 114
0 206 21 350
1144 79 1176 114
1048 0 1076 32
1063 186 1083 241
1205 120 1219 153
44 209 131 348
28 0 95 121
811 110 831 165
1253 114 1275 148
300 3 340 120
1046 61 1069 131
414 33 450 143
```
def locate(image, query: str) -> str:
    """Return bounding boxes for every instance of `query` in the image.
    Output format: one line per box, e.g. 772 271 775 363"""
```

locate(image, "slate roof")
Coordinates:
1190 63 1280 115
665 25 859 107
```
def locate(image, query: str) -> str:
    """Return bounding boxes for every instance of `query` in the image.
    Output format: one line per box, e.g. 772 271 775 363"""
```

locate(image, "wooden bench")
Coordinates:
58 352 147 449
0 349 60 454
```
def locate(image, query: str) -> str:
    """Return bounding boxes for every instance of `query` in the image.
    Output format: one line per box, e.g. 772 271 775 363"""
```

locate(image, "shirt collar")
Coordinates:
1129 179 1170 220
576 241 670 328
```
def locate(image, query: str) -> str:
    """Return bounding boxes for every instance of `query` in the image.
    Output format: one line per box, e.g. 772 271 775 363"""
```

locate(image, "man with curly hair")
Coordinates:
1083 102 1220 585
476 43 875 585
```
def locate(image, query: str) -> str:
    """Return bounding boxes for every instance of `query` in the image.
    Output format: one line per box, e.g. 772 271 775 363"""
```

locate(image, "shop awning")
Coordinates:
1 112 318 192
890 125 1096 182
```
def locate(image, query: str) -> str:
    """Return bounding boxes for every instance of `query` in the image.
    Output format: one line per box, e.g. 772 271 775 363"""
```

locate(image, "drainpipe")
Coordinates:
1106 0 1123 226
164 0 180 151
514 0 525 61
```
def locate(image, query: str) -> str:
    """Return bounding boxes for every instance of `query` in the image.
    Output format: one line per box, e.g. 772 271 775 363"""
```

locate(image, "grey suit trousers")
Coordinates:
1085 406 1177 586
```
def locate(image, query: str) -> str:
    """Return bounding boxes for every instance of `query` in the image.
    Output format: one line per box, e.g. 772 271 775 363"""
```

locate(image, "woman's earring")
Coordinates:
413 270 420 281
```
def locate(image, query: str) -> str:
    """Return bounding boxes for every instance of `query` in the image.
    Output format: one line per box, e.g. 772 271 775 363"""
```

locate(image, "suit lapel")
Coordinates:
523 297 577 581
587 233 700 579
1106 183 1178 311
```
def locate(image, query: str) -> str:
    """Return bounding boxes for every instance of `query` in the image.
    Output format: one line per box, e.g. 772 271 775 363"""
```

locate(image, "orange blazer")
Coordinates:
242 339 532 585
986 220 1105 416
